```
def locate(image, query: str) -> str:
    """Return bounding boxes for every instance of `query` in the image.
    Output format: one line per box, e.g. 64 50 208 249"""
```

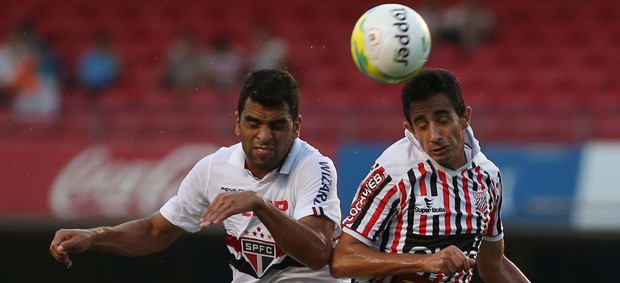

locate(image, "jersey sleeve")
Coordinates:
342 164 404 246
483 170 504 242
292 156 342 237
160 156 211 233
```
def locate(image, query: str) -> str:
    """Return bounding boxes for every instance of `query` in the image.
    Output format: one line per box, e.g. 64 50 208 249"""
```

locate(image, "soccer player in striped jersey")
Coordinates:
330 69 530 283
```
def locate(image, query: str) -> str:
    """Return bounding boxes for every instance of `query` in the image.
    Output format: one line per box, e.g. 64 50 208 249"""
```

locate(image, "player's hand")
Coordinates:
200 191 262 227
49 229 96 268
425 245 476 275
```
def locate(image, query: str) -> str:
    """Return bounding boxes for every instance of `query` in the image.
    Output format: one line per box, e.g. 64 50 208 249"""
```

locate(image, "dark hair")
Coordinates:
401 68 466 124
238 69 299 119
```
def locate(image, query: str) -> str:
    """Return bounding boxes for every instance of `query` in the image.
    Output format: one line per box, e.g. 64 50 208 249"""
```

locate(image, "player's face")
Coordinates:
235 99 300 179
404 93 471 170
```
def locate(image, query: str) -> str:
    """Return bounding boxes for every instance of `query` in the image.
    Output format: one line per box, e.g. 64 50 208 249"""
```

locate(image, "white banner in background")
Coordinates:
573 142 620 231
50 144 217 220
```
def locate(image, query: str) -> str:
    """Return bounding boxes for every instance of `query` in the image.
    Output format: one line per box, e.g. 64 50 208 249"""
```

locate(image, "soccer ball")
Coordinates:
351 4 432 84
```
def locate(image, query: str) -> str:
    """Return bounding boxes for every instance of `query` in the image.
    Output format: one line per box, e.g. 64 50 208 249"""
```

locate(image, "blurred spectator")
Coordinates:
442 0 495 53
77 30 120 137
202 33 244 94
0 21 61 127
161 29 202 107
249 25 289 70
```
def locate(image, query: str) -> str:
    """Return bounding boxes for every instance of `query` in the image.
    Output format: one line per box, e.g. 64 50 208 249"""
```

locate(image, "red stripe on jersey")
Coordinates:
461 170 474 234
439 171 451 235
418 162 428 195
390 180 408 252
418 163 428 235
226 234 241 252
362 185 399 237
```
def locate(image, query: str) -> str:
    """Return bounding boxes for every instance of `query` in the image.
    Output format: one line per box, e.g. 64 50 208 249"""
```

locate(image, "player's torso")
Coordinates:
372 160 498 256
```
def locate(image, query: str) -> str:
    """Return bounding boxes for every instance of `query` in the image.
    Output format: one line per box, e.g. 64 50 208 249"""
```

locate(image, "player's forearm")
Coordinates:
479 257 530 283
88 218 175 256
254 199 332 270
330 240 427 278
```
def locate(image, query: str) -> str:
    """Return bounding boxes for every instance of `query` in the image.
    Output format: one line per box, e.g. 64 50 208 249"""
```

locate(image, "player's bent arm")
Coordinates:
330 233 475 278
254 198 335 270
51 212 184 261
476 239 531 283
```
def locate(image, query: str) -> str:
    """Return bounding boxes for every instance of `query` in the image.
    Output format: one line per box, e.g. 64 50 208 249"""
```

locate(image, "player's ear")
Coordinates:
461 106 472 129
293 115 302 138
235 111 241 136
403 120 414 133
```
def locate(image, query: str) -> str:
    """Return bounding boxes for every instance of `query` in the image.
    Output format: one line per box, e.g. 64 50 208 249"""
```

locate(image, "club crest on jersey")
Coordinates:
241 238 276 278
473 191 488 213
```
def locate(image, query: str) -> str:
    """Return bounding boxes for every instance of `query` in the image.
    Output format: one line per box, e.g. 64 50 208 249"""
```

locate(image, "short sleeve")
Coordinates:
160 157 211 233
483 170 504 242
292 157 342 238
342 165 403 246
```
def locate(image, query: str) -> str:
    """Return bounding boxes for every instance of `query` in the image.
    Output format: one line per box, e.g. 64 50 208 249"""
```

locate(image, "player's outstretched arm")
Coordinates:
50 212 185 268
200 191 335 270
476 239 531 283
330 233 476 279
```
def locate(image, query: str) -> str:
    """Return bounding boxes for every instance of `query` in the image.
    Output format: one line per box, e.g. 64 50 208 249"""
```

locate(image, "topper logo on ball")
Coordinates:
391 7 411 67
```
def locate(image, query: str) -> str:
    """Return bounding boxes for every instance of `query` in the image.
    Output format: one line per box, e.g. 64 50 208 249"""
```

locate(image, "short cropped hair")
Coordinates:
238 69 300 119
401 68 466 124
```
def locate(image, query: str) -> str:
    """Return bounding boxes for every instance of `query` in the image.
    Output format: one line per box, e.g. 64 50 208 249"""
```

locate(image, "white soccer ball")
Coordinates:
351 4 432 83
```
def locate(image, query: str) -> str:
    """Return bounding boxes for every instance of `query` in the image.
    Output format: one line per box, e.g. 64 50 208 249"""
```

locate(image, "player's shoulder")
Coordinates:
375 136 423 172
294 139 335 164
473 150 501 176
193 144 238 169
284 140 336 182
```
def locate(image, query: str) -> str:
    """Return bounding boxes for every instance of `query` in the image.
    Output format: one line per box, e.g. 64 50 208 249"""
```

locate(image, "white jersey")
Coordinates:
342 127 504 283
160 139 342 282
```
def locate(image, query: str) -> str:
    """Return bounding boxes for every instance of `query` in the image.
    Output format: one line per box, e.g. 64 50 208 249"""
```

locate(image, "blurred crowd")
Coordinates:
0 19 289 137
419 0 495 54
0 0 491 138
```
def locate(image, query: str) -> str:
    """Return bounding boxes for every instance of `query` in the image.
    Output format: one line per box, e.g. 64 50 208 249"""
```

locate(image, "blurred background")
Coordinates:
1 0 619 282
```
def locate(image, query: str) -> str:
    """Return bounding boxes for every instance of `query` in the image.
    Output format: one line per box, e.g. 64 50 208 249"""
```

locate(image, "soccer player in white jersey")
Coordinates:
50 69 343 282
330 69 530 283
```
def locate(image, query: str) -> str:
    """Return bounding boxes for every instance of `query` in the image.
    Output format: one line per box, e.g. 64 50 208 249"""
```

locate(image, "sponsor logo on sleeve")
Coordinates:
344 167 387 224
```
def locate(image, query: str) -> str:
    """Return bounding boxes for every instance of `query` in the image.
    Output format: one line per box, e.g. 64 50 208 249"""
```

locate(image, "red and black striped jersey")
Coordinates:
342 128 503 283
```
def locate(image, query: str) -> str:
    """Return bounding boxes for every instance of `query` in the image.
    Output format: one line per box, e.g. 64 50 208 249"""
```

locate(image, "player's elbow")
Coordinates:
306 247 333 270
329 248 354 278
329 259 347 278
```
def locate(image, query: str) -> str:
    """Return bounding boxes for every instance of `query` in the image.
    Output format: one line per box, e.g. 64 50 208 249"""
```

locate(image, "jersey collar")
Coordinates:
229 138 301 175
405 125 481 165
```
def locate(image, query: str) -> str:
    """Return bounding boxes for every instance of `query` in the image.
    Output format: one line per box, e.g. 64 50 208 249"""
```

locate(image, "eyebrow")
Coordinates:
412 108 452 123
244 115 289 125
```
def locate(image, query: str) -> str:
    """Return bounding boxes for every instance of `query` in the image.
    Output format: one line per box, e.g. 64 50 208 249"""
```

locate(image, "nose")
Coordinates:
256 125 273 141
429 123 443 142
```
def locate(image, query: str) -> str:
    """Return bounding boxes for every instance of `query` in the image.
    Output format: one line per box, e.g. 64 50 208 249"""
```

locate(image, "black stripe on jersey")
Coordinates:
349 175 393 230
426 161 438 196
403 169 418 253
432 215 440 236
452 175 463 234
229 254 304 278
373 199 400 243
379 219 393 253
496 172 504 235
468 166 479 192
404 234 479 254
